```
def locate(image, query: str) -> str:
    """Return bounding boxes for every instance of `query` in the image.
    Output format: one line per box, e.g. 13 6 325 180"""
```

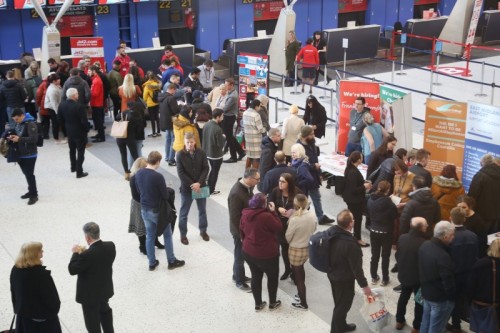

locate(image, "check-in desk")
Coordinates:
478 10 500 43
403 16 448 51
323 25 381 63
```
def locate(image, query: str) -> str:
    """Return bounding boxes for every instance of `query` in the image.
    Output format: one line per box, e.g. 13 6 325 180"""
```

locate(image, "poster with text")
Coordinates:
462 101 500 192
45 6 94 37
15 0 46 9
423 99 468 179
338 0 368 13
254 1 284 21
70 37 104 69
337 80 381 153
237 52 269 111
380 85 413 151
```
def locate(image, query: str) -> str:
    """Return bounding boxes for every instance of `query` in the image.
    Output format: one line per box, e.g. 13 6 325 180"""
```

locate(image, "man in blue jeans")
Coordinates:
133 150 185 271
418 221 456 333
228 168 260 292
159 83 180 166
176 132 210 245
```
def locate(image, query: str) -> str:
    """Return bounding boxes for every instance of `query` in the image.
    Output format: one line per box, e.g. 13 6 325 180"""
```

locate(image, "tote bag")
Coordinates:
111 115 128 138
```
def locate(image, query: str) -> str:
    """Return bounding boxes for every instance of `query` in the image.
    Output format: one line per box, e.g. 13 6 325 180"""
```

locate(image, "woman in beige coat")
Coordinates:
282 104 305 163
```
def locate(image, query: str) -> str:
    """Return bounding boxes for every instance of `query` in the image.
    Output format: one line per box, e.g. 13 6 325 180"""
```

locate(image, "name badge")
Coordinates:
352 126 356 131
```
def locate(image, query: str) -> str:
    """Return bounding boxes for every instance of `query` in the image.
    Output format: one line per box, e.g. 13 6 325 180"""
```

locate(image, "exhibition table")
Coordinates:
318 153 367 179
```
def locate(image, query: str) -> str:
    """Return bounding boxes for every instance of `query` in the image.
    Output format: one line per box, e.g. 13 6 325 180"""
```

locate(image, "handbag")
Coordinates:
192 186 210 200
0 314 15 332
469 259 499 333
110 114 128 138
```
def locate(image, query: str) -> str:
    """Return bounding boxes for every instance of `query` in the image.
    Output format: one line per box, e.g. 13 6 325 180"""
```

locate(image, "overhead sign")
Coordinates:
237 52 269 110
36 6 95 37
338 0 368 13
423 98 468 179
462 101 500 192
15 0 46 10
254 1 284 21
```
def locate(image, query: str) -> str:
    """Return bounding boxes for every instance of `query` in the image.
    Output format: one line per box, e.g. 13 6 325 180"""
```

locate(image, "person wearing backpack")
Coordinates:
142 71 161 137
328 209 372 333
6 108 39 205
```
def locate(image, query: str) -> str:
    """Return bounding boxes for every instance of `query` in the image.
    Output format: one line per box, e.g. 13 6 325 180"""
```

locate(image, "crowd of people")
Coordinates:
2 39 500 333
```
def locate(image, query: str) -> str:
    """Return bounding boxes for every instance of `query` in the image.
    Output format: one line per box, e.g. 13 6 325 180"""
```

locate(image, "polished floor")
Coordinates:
2 53 496 332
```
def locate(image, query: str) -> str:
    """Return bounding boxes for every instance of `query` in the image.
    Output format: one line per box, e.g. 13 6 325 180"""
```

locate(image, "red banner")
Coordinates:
70 37 105 69
414 0 440 4
338 0 368 13
15 0 46 9
337 80 381 153
45 6 94 37
254 1 284 21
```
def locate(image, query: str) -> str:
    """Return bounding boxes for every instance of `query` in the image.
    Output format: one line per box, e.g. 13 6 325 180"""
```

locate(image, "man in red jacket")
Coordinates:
113 46 130 78
88 65 105 143
296 38 319 94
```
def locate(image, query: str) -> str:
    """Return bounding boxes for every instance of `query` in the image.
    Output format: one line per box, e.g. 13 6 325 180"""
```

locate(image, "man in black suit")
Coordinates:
58 88 89 178
69 222 116 333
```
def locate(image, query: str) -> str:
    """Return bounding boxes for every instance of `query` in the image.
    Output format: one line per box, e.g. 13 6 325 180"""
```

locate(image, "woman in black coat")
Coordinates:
117 101 144 180
303 95 327 138
343 151 372 247
10 242 61 333
367 180 398 285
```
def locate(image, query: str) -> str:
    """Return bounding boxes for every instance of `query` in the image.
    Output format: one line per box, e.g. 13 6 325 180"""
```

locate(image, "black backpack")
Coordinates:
152 89 160 103
308 226 337 273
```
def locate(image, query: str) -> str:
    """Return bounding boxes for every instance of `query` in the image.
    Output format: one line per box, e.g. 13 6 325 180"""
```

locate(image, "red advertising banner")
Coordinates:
337 80 381 153
423 99 468 178
70 37 105 69
254 1 284 21
414 0 440 4
48 0 94 4
45 6 94 37
338 0 368 13
15 0 46 9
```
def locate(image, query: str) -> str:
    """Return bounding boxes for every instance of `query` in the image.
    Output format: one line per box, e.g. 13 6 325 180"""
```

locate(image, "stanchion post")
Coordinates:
431 37 437 70
342 38 348 79
491 70 496 106
434 52 441 85
391 60 395 83
329 88 334 121
475 62 487 97
464 44 472 77
397 33 407 76
274 97 279 123
429 67 434 97
290 62 301 95
281 74 285 102
319 65 328 100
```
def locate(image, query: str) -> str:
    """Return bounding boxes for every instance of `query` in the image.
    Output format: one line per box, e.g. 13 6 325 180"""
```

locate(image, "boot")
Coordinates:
155 237 165 249
138 235 147 255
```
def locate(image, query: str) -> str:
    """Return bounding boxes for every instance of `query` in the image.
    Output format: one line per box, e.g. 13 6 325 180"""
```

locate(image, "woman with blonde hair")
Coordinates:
291 143 314 196
286 193 317 310
129 157 164 254
10 242 62 332
282 104 305 163
118 73 142 113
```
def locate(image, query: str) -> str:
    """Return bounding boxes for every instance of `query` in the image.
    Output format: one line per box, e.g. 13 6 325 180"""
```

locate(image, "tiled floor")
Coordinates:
2 53 495 332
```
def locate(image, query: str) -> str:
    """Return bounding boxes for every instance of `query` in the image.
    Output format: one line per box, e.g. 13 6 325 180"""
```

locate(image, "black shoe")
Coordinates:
280 271 291 280
149 259 159 271
237 152 246 161
156 133 161 137
318 215 334 225
223 158 237 163
139 246 147 255
147 133 155 137
20 193 30 199
291 302 308 311
155 239 165 249
391 264 399 273
168 161 176 166
269 300 282 311
76 172 88 179
393 284 402 293
255 301 267 312
211 190 221 195
70 168 76 173
344 323 356 332
27 197 38 205
90 135 98 139
92 138 105 143
168 259 185 270
233 276 252 283
236 282 252 292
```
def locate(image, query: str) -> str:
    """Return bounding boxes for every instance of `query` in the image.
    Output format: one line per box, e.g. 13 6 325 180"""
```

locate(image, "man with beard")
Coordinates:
113 46 131 78
297 125 334 225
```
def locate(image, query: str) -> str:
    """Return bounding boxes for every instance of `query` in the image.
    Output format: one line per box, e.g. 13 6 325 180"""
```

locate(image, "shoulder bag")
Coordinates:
469 259 499 332
111 114 128 138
